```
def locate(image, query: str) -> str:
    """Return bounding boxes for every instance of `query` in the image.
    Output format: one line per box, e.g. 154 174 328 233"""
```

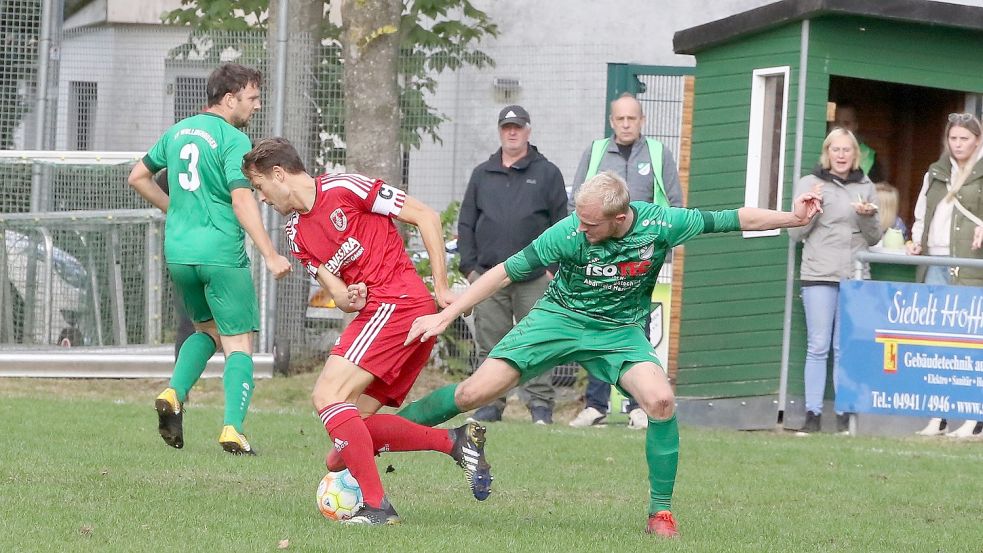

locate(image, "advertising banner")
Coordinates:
836 280 983 418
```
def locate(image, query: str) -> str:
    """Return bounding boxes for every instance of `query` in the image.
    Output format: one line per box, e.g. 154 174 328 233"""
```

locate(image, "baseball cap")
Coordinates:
498 105 530 127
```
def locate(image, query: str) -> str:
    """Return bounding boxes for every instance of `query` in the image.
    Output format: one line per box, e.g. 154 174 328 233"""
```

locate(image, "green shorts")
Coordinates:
168 263 259 336
488 299 660 396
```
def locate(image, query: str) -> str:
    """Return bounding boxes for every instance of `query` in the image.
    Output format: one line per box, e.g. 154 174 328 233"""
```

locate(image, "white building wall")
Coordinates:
50 0 983 209
56 25 192 151
405 0 778 210
106 0 182 25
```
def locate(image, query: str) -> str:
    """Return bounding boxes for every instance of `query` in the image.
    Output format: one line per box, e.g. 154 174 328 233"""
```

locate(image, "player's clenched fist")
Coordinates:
265 253 293 279
347 283 368 311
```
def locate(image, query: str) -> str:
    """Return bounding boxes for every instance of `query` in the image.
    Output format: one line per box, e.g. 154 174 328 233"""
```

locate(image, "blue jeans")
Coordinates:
584 311 651 412
802 284 842 415
924 265 952 286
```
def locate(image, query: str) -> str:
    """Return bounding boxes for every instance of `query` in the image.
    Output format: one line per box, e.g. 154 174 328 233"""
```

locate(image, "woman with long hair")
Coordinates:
909 112 983 438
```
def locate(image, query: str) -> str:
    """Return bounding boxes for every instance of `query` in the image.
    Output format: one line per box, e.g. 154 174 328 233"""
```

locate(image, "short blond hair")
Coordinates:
574 171 631 216
819 127 861 172
875 182 899 232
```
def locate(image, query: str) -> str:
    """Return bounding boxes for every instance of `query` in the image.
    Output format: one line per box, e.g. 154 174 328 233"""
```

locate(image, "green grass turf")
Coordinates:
0 377 981 552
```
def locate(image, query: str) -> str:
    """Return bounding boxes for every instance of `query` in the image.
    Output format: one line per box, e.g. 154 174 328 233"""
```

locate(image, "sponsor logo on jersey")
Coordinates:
585 264 618 277
325 237 364 275
585 261 652 277
618 260 652 276
330 208 348 231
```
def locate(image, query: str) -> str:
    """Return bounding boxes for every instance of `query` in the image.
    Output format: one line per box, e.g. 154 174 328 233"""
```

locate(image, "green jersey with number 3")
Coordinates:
504 201 741 326
144 112 253 267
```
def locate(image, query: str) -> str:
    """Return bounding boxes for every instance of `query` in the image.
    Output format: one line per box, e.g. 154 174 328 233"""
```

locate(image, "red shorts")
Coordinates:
333 298 437 407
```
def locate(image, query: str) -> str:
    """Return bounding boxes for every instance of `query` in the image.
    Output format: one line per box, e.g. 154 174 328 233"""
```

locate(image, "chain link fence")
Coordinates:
0 0 40 151
0 3 689 390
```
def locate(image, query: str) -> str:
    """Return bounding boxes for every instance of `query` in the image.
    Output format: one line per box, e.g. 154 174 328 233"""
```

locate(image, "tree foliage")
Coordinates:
163 0 269 31
161 0 498 167
162 0 269 64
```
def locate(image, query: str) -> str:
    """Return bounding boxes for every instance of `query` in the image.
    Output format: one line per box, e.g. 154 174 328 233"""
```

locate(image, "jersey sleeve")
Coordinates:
503 214 577 281
143 133 168 173
223 131 252 191
323 174 406 217
285 216 319 279
660 206 740 247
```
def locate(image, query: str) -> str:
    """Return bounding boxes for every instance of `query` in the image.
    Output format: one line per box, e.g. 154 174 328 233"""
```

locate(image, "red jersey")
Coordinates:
286 173 432 303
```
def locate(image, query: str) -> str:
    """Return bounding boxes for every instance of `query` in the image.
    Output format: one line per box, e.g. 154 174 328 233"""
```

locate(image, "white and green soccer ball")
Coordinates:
316 469 363 521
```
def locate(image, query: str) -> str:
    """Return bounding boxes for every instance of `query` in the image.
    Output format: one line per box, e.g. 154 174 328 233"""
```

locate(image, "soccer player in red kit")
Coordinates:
243 137 492 525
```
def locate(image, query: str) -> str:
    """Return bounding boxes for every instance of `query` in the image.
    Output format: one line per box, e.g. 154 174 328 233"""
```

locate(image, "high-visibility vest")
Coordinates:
858 142 876 176
586 137 668 207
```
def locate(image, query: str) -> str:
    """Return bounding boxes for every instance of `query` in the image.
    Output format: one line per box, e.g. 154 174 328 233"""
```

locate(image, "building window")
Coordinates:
68 81 97 151
744 66 790 238
174 77 207 122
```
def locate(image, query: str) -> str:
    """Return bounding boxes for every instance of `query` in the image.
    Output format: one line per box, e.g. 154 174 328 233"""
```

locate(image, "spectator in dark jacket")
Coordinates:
458 105 567 424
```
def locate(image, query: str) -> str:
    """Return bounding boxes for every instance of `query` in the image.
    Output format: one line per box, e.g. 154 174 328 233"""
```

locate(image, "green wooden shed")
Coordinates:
671 0 983 430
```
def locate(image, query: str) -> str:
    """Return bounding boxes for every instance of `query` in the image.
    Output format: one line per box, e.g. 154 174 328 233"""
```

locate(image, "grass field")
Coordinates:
1 376 981 553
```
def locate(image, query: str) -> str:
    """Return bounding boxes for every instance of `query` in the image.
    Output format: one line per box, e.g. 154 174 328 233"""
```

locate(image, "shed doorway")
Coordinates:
827 76 969 230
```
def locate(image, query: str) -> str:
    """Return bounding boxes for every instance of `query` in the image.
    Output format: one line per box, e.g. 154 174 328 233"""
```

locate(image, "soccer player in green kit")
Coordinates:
128 63 292 455
402 171 823 537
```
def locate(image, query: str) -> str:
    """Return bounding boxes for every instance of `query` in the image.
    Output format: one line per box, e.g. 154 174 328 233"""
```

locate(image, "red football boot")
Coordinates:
645 510 680 538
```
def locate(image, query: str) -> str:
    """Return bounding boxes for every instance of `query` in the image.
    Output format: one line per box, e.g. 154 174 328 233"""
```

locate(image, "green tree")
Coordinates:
342 0 401 185
162 0 498 180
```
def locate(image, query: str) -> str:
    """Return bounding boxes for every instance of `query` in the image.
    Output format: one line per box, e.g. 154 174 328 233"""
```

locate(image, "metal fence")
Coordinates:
0 2 690 385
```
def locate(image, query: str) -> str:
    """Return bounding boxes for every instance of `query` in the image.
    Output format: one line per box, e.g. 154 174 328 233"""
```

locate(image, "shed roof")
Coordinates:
674 0 983 54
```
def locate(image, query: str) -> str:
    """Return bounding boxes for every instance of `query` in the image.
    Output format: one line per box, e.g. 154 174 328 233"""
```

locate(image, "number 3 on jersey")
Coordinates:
179 143 201 191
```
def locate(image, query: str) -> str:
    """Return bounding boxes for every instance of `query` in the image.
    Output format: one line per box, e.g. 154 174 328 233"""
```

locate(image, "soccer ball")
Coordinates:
316 469 363 521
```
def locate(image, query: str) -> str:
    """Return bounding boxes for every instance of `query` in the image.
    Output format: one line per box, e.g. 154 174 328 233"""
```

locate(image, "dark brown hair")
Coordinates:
242 137 307 175
206 63 262 107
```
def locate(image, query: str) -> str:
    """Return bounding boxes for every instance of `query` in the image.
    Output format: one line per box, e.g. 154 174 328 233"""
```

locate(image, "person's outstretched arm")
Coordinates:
738 185 823 231
405 263 512 344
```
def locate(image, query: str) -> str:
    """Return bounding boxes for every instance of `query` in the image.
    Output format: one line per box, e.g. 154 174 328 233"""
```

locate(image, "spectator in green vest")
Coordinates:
832 102 883 181
567 93 684 430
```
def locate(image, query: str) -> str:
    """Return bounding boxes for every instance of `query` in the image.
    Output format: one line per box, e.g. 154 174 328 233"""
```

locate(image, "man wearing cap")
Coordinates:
456 105 567 424
567 92 685 430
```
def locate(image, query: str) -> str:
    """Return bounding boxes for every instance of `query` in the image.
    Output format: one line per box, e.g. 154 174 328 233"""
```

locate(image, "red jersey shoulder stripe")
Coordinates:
318 173 376 199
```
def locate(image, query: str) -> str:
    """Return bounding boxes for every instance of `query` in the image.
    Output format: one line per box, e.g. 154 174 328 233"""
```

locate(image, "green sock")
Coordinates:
169 332 217 403
397 384 461 426
222 352 254 434
646 414 679 514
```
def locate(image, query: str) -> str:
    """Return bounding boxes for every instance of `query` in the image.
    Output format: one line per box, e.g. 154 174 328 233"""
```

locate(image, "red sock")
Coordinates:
366 414 455 455
318 402 385 508
326 414 454 471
